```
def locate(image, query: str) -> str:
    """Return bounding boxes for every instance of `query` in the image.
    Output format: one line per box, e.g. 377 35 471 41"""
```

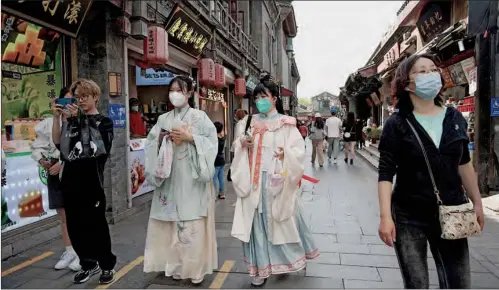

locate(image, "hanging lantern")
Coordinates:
143 26 168 64
198 58 215 86
235 77 246 97
214 64 225 88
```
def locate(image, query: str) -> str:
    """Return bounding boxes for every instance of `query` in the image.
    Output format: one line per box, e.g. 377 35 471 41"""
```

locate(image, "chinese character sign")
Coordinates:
165 7 213 58
2 0 93 38
416 2 451 44
108 104 126 128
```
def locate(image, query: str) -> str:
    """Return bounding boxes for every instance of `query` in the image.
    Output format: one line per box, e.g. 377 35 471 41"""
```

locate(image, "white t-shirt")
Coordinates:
325 117 342 138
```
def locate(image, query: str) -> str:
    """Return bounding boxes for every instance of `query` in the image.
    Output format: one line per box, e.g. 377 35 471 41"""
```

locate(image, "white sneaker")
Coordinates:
54 251 77 270
191 276 204 284
68 257 82 271
333 158 338 164
172 274 182 280
251 277 266 286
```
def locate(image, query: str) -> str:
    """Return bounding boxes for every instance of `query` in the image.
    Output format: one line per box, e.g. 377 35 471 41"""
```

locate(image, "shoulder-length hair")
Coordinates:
391 53 445 115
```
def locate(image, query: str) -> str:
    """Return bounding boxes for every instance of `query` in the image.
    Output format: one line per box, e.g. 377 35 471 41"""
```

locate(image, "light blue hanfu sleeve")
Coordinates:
145 114 167 188
188 111 218 183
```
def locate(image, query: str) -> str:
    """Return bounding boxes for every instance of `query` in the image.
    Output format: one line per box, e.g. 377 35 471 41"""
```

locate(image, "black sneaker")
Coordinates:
74 264 100 284
99 269 116 284
344 158 348 164
350 159 354 165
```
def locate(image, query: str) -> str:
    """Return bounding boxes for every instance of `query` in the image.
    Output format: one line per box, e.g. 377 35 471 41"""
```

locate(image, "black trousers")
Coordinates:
65 192 116 271
393 207 470 289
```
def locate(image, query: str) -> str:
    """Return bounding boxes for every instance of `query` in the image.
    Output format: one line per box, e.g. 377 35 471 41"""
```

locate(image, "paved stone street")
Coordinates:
2 144 499 289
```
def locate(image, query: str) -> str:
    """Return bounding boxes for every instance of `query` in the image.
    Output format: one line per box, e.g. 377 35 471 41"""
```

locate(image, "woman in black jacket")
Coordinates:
377 54 484 289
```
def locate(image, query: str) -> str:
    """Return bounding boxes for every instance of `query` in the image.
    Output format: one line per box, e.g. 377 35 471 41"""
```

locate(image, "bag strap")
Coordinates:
244 115 252 135
405 119 442 205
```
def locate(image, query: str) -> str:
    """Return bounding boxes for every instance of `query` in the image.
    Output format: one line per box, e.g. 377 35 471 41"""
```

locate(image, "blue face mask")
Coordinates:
412 72 443 100
256 98 272 114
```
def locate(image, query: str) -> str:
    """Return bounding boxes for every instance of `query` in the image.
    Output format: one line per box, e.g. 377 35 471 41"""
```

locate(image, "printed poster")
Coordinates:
1 14 63 127
1 154 56 233
128 148 153 198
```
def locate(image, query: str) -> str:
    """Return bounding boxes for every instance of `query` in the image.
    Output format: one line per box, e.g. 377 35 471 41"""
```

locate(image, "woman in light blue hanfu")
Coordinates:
231 76 319 286
143 76 218 285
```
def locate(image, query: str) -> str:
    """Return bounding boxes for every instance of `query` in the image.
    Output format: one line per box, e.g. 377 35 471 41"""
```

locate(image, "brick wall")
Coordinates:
76 6 128 223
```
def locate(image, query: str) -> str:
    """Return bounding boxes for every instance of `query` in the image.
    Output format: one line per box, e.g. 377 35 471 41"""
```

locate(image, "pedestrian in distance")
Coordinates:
31 87 81 272
143 76 218 285
325 108 342 163
51 79 116 284
230 75 319 286
342 112 357 165
310 113 325 167
213 121 226 199
298 121 308 146
355 117 365 150
377 53 485 289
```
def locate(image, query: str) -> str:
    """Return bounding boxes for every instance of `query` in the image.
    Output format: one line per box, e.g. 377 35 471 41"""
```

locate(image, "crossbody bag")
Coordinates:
406 119 481 240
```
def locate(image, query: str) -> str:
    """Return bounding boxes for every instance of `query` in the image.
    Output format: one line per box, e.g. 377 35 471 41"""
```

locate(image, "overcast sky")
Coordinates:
293 1 404 98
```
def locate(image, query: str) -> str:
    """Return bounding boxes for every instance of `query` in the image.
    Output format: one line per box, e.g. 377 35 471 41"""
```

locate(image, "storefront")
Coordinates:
1 1 92 234
123 4 213 201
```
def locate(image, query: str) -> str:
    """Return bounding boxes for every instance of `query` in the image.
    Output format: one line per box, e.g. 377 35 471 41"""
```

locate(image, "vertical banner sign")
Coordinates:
108 104 126 128
1 0 94 38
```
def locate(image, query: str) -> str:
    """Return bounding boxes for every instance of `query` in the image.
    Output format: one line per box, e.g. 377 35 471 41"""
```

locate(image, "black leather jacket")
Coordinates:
378 107 470 222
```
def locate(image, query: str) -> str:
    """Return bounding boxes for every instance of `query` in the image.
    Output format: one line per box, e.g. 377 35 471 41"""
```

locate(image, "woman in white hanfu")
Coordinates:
231 76 319 286
143 76 218 285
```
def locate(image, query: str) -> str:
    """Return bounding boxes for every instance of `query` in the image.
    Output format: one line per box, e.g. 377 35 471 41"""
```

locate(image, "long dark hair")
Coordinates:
253 75 284 114
391 53 445 115
314 117 324 130
59 86 71 98
346 112 355 127
169 76 195 108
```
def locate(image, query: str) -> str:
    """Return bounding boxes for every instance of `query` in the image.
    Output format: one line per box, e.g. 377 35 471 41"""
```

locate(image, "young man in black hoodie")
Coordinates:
52 79 116 285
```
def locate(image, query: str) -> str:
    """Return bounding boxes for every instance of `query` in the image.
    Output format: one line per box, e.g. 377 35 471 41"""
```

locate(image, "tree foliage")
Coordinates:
298 97 311 105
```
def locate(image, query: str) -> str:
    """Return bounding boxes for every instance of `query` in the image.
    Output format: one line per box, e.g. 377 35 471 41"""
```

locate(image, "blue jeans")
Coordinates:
213 166 225 194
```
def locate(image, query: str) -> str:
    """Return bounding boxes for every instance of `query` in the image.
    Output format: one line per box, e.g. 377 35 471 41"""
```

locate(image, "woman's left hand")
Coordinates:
474 204 485 230
274 147 284 160
172 126 193 143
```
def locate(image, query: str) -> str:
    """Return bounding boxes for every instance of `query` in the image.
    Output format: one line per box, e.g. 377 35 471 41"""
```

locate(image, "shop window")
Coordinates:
1 13 63 233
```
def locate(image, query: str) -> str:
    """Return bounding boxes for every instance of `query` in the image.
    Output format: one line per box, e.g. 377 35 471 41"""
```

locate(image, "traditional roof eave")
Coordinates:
278 1 297 38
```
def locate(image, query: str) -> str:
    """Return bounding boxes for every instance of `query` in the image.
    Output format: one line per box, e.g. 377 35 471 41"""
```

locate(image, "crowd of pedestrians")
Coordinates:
25 55 486 289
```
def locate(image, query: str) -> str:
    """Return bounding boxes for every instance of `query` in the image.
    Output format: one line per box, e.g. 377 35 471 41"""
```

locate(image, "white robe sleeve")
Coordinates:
272 124 305 222
230 115 252 198
144 114 165 187
30 118 50 163
188 111 218 183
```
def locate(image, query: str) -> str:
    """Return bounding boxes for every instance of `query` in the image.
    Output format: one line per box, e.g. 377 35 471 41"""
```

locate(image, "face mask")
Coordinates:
131 106 139 112
256 98 272 114
169 92 186 107
412 72 442 100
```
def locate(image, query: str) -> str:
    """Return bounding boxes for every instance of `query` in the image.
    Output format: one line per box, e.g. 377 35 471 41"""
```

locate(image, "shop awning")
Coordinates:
281 87 294 97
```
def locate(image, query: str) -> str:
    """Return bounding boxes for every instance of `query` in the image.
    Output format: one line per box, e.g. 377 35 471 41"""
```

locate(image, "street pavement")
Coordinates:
2 142 499 289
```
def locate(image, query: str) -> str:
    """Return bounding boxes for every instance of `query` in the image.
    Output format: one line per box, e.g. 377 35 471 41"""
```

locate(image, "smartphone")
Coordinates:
55 98 76 109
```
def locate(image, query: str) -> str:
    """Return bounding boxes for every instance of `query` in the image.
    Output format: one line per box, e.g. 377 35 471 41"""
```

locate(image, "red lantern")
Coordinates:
235 77 246 97
143 26 168 64
214 64 225 88
198 58 215 86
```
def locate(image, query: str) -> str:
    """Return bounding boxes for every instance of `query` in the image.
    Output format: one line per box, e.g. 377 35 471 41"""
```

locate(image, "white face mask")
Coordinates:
169 92 186 107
